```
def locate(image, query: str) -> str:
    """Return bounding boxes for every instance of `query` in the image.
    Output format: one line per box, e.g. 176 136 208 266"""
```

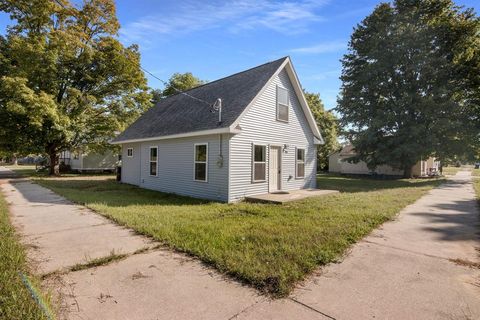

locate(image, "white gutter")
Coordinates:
110 127 241 145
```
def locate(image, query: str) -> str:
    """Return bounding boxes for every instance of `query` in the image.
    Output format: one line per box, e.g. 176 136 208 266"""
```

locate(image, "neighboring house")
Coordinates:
111 57 324 202
329 145 440 176
59 150 118 172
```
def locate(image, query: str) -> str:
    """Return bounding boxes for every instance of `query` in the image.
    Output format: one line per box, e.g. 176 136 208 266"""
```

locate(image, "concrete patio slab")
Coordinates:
245 189 339 204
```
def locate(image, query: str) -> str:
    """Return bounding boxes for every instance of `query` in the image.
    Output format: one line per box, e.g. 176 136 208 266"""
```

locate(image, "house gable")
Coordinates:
229 57 323 143
228 65 318 201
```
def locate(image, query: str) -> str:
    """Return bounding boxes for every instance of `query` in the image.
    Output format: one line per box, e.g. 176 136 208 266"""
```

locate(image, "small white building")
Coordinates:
59 150 118 172
111 57 324 202
329 145 439 177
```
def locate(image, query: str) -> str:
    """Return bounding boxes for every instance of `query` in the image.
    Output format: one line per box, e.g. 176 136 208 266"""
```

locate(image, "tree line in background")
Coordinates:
0 0 478 176
337 0 480 177
0 0 151 175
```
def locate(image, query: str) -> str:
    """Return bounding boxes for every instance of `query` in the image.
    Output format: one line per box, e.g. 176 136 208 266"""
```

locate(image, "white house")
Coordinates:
329 145 440 176
59 150 117 172
111 57 324 202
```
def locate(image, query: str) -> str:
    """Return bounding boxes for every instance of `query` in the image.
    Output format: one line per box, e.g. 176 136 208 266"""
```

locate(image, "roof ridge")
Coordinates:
162 56 289 101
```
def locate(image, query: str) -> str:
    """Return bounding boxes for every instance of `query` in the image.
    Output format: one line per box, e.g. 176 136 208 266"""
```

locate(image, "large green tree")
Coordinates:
161 72 205 98
0 0 151 174
305 92 339 170
337 0 480 177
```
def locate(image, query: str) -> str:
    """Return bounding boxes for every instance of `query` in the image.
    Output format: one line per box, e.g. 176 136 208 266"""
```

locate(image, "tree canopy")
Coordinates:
0 0 151 174
305 92 339 170
337 0 480 177
161 72 205 98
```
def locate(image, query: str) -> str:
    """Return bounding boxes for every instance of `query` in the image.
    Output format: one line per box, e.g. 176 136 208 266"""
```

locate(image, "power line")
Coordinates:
140 66 213 107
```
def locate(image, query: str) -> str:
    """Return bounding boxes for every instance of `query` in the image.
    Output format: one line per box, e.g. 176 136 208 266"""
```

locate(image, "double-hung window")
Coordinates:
149 147 157 176
296 148 305 178
194 143 208 182
276 86 289 122
252 144 266 182
127 148 133 157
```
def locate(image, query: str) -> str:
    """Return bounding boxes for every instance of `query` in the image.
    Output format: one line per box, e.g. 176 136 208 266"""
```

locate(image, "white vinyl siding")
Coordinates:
194 143 208 182
121 143 141 185
229 68 316 202
138 134 228 202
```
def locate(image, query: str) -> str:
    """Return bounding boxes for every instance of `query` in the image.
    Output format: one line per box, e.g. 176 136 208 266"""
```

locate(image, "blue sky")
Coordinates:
0 0 478 110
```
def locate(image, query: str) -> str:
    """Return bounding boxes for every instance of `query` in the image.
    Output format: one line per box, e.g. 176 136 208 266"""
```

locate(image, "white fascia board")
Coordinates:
110 127 240 145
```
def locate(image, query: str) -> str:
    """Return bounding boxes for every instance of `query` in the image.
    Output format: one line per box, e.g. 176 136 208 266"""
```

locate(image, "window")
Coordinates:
73 152 79 160
127 148 133 157
149 147 157 176
194 143 208 182
252 144 266 182
276 86 289 122
296 148 305 178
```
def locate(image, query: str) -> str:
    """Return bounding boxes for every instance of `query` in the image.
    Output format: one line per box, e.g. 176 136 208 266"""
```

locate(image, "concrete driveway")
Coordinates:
1 167 479 319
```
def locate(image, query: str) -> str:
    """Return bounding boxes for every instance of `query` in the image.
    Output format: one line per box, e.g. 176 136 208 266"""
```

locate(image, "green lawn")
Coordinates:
36 175 444 296
442 166 465 175
0 190 54 319
6 164 114 178
472 168 480 177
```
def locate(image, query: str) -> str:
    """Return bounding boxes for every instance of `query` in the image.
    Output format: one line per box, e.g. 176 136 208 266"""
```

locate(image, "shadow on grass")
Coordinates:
35 179 212 207
316 173 445 193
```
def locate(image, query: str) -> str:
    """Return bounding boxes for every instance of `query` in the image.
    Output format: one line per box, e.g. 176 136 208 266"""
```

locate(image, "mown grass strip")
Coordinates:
0 189 54 319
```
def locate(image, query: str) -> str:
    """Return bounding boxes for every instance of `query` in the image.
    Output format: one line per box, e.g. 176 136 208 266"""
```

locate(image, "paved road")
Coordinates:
1 166 479 319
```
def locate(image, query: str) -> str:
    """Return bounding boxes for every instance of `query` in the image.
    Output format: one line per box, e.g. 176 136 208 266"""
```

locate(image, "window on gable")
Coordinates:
277 86 289 122
252 144 266 182
194 144 208 182
296 148 305 178
150 147 157 176
127 148 133 157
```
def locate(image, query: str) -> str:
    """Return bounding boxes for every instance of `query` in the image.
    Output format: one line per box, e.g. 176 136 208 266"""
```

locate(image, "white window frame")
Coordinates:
276 85 289 122
194 143 208 182
252 143 267 183
296 147 305 179
127 148 133 157
149 146 158 177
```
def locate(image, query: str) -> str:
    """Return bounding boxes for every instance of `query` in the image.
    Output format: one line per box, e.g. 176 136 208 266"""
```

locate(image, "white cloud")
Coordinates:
120 0 330 45
289 40 347 54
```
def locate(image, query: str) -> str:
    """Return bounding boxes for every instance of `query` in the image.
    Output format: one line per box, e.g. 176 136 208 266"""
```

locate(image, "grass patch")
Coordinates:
0 188 54 319
472 169 480 177
36 175 444 296
442 166 465 175
6 164 114 179
473 178 480 202
69 251 128 272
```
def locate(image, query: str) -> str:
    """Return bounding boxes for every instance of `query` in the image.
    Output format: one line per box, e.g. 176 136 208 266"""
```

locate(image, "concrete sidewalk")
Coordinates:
1 166 479 319
291 171 480 319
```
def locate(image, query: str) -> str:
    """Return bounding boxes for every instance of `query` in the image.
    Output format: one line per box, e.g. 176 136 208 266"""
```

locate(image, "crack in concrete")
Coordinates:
362 239 452 262
289 297 336 319
227 298 265 320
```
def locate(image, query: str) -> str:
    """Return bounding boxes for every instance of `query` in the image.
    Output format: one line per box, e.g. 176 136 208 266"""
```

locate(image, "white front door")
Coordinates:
269 146 281 192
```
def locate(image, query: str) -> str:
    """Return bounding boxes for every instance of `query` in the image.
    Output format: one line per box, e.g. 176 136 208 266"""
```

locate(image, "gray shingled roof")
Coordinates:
112 57 288 143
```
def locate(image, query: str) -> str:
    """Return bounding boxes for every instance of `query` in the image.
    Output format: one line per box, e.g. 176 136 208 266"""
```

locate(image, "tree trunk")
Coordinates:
403 166 413 179
49 152 59 176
